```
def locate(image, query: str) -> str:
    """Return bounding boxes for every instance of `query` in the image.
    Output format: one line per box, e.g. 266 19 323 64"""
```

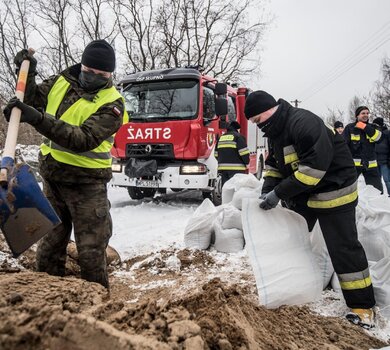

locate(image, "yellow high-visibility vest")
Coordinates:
40 75 128 169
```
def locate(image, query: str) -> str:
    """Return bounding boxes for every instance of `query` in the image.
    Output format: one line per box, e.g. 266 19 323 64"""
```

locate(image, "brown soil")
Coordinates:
0 238 388 350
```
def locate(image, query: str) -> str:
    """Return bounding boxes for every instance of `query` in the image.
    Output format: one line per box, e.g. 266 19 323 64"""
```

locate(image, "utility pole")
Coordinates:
290 99 301 107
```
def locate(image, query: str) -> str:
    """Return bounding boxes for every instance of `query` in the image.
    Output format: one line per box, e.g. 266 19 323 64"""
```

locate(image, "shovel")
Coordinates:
0 49 61 257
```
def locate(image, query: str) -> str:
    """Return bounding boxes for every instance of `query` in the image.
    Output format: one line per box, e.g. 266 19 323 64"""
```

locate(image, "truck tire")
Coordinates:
127 186 157 200
202 175 222 206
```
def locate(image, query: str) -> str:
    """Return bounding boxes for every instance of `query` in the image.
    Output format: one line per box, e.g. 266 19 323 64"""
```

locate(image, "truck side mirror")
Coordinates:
214 83 228 117
215 97 228 117
215 83 227 95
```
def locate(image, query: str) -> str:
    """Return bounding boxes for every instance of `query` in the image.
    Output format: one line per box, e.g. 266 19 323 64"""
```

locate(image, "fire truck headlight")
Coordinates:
111 163 122 172
180 164 207 175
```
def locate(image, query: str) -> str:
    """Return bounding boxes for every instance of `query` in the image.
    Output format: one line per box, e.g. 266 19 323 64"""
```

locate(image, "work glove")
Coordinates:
3 97 43 125
259 190 280 210
14 49 37 74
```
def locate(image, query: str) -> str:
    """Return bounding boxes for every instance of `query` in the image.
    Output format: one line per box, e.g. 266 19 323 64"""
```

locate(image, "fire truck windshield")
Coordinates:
122 80 199 121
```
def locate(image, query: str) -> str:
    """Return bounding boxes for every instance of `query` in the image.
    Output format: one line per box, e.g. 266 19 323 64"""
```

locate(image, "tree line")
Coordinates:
0 0 267 146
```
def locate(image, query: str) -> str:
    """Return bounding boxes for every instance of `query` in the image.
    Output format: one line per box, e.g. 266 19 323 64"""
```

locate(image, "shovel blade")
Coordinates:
0 164 61 257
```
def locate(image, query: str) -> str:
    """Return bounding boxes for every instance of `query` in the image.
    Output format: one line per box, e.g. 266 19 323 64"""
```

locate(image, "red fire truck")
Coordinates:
111 67 267 204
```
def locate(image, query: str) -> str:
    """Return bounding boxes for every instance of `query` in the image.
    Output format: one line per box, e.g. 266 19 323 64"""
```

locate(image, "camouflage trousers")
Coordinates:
36 180 112 289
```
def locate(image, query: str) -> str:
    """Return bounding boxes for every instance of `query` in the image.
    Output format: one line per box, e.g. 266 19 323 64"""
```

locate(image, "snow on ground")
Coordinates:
1 146 389 344
108 184 390 343
109 186 198 257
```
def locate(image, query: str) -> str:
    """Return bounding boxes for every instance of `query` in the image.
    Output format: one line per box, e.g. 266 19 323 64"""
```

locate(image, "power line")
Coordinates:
298 20 390 101
299 20 390 99
302 36 390 102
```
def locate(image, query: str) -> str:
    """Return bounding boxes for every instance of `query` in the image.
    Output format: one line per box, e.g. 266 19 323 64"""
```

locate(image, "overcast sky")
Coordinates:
250 0 390 119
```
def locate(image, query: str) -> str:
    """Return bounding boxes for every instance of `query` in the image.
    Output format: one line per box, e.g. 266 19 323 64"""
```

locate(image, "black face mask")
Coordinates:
79 70 109 92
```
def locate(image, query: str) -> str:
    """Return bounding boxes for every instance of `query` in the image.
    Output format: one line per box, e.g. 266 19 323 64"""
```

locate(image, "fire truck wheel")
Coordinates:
202 176 222 206
127 186 157 200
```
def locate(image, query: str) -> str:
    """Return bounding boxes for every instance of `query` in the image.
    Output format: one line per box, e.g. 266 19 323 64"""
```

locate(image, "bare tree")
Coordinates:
323 107 344 127
370 57 390 123
32 0 78 76
75 0 118 44
0 0 41 146
113 0 268 82
0 0 33 100
112 0 164 73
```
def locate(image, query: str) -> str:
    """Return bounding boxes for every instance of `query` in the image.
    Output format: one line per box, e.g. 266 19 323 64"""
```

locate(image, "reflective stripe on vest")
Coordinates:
338 268 372 291
264 165 283 179
217 163 247 171
40 76 128 169
307 181 358 209
283 145 299 164
294 164 326 186
368 129 381 142
368 160 378 168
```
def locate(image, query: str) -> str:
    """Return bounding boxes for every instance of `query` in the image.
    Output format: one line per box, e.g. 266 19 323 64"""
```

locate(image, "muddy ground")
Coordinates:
0 238 389 350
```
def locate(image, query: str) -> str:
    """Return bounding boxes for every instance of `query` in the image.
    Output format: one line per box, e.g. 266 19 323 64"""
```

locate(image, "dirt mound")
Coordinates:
0 235 388 349
0 270 387 350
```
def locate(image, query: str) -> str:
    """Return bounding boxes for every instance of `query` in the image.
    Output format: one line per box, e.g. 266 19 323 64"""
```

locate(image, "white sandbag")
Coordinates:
370 257 390 319
231 187 260 210
213 215 244 253
184 198 217 249
220 205 243 230
242 198 323 308
330 272 342 294
310 222 334 289
356 185 390 262
222 173 261 204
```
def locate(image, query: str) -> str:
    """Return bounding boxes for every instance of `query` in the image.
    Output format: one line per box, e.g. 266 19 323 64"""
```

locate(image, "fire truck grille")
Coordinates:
126 144 174 159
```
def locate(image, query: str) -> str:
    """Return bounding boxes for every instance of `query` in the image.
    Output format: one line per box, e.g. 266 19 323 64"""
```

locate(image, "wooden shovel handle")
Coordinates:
0 48 35 183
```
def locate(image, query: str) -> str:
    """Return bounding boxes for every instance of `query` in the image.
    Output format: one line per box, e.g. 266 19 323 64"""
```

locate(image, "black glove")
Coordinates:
3 97 43 125
259 190 280 210
14 49 37 74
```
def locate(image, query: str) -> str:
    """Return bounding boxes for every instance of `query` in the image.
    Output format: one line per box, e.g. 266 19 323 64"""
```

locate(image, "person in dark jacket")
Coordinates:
214 121 250 186
3 40 128 289
334 120 344 134
343 107 383 193
372 117 390 195
244 90 375 329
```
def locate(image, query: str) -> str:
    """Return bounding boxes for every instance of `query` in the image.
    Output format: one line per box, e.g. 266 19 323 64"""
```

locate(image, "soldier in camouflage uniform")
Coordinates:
3 40 128 289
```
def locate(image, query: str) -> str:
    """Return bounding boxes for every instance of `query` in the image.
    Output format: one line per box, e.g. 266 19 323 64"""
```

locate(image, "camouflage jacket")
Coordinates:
24 64 124 184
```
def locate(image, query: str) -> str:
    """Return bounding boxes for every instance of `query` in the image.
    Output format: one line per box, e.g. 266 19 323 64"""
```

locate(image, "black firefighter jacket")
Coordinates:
262 100 358 212
214 130 250 171
343 121 382 170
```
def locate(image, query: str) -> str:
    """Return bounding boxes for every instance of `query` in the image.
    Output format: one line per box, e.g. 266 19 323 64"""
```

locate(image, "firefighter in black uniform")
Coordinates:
343 106 383 193
244 90 376 329
214 121 250 187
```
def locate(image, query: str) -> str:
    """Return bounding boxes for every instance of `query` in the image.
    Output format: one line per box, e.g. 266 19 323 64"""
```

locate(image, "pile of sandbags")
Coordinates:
184 174 261 253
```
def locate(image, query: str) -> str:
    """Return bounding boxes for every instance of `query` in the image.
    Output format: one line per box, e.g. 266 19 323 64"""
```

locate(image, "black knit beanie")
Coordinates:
334 121 344 128
244 90 278 119
355 106 369 117
81 40 116 72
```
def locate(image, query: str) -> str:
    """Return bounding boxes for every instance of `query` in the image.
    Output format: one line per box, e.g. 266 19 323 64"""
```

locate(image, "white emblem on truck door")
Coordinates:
127 126 172 140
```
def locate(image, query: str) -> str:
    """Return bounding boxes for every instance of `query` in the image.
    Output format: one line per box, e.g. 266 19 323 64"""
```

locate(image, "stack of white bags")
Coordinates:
183 174 390 317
